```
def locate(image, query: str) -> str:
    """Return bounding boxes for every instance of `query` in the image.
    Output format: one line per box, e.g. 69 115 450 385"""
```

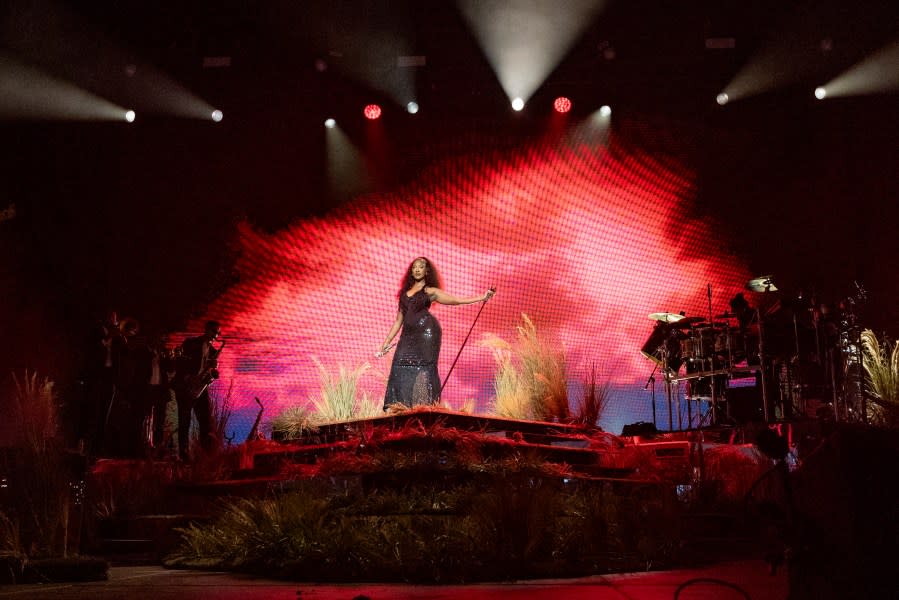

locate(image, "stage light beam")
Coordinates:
458 0 606 106
0 53 131 121
2 3 218 120
819 39 899 98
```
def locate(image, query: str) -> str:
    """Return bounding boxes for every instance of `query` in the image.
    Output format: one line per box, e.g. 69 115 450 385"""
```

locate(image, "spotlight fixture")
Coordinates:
406 101 419 114
814 86 827 100
553 97 572 113
324 118 336 128
211 109 223 122
599 105 611 117
511 97 525 111
124 110 136 123
716 93 729 106
363 104 382 120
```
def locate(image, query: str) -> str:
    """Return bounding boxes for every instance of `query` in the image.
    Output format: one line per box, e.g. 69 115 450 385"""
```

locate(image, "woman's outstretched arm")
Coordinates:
427 287 495 306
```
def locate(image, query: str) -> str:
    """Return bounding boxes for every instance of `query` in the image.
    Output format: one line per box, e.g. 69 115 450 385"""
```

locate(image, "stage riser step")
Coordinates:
92 515 210 560
252 439 611 473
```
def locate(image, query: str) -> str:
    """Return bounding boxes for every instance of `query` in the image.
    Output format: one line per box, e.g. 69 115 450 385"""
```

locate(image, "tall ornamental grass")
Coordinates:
860 329 899 427
483 314 569 422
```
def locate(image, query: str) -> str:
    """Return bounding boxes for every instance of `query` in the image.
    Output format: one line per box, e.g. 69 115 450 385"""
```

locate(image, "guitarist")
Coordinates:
173 320 224 461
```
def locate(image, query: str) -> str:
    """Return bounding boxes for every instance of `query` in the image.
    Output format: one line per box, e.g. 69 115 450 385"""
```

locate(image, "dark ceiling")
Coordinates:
6 0 898 119
1 0 897 377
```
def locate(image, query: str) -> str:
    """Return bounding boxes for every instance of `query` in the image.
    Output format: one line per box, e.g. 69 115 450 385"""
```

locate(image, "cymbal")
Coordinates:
746 275 778 293
670 316 706 327
648 312 685 323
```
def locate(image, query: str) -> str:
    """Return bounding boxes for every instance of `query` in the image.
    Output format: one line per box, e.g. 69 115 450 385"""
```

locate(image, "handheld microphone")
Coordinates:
375 342 396 358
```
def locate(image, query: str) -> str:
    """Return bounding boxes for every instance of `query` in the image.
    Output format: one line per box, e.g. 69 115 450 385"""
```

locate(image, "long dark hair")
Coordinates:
398 257 442 298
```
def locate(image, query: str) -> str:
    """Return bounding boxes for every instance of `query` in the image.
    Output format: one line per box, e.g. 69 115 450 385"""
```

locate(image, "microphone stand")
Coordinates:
644 362 659 428
439 288 495 398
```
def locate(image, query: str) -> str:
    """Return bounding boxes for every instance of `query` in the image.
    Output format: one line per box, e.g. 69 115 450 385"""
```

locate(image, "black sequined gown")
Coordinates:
384 289 442 408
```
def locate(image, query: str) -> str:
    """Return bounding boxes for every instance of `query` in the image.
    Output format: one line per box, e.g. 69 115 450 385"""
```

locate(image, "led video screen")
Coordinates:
183 121 749 437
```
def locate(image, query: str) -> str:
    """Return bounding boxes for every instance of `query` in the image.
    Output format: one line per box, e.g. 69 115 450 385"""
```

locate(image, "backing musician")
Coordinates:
173 320 224 461
137 334 177 455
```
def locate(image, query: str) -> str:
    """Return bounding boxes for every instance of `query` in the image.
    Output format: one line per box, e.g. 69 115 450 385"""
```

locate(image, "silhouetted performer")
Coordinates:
80 310 125 455
134 334 176 456
107 317 142 456
173 321 224 461
378 257 494 409
729 293 754 332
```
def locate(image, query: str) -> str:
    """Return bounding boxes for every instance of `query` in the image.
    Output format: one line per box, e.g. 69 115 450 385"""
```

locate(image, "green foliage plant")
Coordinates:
166 467 683 581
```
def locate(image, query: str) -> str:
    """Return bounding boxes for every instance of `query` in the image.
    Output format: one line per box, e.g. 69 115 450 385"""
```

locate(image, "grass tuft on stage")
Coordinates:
483 313 570 422
860 329 899 427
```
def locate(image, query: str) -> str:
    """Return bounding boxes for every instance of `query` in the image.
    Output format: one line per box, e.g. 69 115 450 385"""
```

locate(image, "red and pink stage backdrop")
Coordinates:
184 123 750 436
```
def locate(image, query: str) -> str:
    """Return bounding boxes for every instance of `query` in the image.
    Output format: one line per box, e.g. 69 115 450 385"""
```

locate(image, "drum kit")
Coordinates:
639 275 826 430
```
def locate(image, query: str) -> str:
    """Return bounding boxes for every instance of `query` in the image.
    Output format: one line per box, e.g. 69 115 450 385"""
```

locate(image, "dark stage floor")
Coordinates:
0 560 787 600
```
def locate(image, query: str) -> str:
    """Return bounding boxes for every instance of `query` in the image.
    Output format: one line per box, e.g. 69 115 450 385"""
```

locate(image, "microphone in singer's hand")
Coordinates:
375 342 396 358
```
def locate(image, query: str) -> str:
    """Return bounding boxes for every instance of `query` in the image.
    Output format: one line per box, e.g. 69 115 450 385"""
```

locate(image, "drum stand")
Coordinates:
706 284 719 426
643 362 659 428
756 307 771 422
745 275 780 422
660 347 676 431
685 391 714 430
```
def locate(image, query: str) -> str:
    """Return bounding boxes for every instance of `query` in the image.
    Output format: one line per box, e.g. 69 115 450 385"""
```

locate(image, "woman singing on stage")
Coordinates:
378 257 495 409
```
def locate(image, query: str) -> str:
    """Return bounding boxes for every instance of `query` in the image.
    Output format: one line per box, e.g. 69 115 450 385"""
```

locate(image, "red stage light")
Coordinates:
553 97 572 114
364 104 382 120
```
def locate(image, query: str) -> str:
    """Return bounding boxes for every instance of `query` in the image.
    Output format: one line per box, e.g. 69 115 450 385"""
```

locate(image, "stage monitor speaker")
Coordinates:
621 421 659 437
